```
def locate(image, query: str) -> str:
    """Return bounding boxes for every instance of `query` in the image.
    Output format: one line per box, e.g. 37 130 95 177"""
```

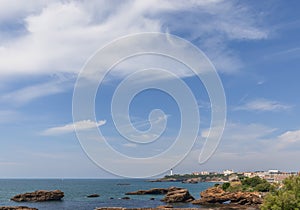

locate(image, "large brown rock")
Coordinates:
192 187 263 205
11 190 64 202
0 207 38 210
161 188 195 203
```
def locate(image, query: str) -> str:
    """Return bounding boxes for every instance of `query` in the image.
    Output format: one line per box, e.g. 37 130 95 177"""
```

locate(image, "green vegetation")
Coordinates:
220 176 275 193
164 173 228 181
261 175 300 210
222 182 230 191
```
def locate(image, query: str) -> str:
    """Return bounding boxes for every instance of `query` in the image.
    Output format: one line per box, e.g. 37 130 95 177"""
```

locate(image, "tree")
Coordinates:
242 176 265 187
261 175 300 210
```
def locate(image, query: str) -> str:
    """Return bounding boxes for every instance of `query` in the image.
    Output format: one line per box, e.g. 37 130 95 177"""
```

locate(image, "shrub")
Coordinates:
261 175 300 210
222 182 230 191
214 183 220 187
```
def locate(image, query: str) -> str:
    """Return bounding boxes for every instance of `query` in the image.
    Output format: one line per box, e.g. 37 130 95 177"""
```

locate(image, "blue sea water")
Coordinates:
0 179 216 210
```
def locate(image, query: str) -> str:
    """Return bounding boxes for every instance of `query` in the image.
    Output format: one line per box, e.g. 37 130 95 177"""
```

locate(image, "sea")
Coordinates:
0 179 216 210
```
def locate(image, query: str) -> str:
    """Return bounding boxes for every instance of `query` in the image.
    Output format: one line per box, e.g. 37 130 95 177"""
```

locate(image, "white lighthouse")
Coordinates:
170 168 173 176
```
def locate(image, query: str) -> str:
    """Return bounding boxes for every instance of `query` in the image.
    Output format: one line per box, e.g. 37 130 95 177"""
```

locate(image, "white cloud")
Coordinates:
1 77 73 105
0 0 268 79
279 130 300 143
235 98 292 112
276 129 300 150
42 119 106 136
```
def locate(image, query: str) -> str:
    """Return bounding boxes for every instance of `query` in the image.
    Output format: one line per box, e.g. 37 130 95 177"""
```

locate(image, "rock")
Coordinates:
121 197 130 200
161 188 195 203
150 197 155 200
126 187 181 195
87 194 100 198
0 207 38 210
192 187 263 206
156 205 173 208
11 190 64 202
182 178 200 184
95 207 258 210
148 178 182 182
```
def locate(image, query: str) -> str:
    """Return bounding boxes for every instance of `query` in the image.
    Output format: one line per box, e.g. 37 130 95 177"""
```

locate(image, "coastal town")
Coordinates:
193 169 299 183
156 169 300 184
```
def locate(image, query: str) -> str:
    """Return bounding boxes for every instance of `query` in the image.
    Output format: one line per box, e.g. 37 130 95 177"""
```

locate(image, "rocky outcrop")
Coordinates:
126 187 181 195
161 188 194 203
182 178 200 184
11 190 64 202
0 207 38 210
156 205 173 209
192 187 263 206
95 207 258 210
125 187 194 203
148 178 182 182
87 194 100 198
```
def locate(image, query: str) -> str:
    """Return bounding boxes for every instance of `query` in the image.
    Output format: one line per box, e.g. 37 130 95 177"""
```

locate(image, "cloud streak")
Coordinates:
235 98 292 112
41 119 106 136
0 74 75 105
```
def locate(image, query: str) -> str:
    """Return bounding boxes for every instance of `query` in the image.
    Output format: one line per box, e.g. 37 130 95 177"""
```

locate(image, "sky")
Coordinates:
0 0 300 178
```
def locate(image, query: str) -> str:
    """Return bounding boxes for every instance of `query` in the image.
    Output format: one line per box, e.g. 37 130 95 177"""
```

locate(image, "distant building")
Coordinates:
200 171 210 175
223 170 234 176
268 169 279 174
192 171 210 175
243 172 254 178
254 171 268 178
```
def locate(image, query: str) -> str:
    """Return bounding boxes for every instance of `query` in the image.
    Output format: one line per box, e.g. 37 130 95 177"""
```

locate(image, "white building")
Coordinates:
268 169 279 174
192 171 209 175
223 170 234 176
243 172 253 178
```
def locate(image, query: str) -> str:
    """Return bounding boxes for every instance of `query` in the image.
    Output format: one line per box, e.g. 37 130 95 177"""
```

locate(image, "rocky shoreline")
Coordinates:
4 185 262 210
95 206 259 210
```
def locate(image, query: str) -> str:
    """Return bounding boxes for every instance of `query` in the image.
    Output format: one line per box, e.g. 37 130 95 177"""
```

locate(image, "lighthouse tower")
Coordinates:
170 168 173 176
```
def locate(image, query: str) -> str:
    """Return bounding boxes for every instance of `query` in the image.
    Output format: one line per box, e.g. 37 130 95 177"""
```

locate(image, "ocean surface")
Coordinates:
0 179 216 210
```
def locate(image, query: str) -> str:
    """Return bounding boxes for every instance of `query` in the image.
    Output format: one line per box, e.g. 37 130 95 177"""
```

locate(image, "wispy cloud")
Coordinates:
0 74 75 105
235 98 292 112
264 47 300 60
123 143 137 148
0 110 20 124
41 119 106 136
0 0 268 78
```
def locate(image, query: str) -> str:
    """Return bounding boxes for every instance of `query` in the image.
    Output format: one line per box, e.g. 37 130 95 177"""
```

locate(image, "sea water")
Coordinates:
0 179 216 210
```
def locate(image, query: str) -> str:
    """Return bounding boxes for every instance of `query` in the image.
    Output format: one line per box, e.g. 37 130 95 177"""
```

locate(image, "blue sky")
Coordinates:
0 0 300 178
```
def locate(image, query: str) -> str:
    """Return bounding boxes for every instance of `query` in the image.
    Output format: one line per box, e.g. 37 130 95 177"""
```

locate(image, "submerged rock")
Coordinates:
11 190 64 202
87 194 100 198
